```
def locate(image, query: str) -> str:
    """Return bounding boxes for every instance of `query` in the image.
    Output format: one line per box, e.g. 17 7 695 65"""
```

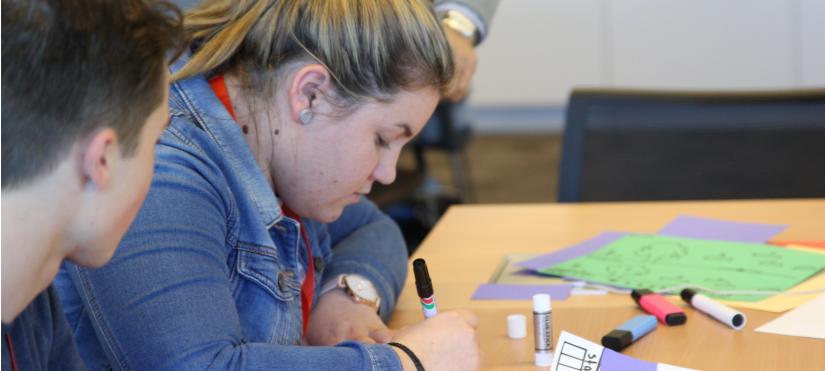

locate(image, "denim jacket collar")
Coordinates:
168 51 283 227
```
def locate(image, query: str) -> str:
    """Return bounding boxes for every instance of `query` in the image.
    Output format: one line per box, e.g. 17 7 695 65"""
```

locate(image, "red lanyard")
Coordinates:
209 74 315 335
208 74 237 119
5 333 18 371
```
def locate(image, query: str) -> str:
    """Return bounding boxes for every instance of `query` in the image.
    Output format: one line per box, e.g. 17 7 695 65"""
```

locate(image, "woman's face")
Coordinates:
271 86 440 223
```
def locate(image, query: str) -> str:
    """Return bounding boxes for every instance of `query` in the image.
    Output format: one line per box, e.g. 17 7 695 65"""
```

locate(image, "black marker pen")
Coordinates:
413 258 438 318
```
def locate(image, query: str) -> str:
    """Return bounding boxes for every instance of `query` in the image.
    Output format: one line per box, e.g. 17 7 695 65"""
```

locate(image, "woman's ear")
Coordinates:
80 128 118 190
288 64 331 125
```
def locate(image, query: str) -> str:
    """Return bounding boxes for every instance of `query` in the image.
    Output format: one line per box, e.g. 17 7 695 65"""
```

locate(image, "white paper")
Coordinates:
550 331 698 371
550 331 604 371
756 292 825 340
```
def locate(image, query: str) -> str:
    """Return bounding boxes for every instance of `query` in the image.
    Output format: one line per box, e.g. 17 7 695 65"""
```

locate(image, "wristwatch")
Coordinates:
320 274 381 313
441 9 479 44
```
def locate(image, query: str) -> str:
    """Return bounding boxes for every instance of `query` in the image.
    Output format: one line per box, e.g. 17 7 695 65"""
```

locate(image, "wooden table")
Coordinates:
387 199 825 370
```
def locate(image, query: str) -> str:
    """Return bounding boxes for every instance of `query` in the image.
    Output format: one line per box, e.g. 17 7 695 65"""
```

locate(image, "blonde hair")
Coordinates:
173 0 454 103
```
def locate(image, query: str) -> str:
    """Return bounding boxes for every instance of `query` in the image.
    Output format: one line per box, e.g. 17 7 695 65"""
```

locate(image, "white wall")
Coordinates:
800 0 825 86
467 0 825 132
468 0 605 107
609 0 794 89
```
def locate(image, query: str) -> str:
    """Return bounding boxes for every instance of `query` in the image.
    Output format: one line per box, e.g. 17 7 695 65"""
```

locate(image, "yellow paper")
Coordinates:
720 245 825 312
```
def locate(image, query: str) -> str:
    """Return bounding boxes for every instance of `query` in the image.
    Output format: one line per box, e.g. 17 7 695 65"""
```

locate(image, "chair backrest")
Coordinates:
557 88 825 202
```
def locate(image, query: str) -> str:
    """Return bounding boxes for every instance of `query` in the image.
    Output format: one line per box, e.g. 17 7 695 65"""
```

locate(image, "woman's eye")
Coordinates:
374 134 390 149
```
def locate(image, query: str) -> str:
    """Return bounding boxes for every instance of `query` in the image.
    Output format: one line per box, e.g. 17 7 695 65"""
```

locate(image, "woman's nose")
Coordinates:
372 151 400 185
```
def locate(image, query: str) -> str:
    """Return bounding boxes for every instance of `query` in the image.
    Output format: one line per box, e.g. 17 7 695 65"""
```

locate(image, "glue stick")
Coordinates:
532 294 553 366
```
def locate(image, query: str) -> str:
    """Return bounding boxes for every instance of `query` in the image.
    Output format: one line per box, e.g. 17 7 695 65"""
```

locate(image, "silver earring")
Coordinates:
299 108 313 125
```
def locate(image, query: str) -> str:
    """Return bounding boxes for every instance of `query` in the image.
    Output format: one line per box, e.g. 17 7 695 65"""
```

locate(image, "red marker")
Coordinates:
631 289 686 326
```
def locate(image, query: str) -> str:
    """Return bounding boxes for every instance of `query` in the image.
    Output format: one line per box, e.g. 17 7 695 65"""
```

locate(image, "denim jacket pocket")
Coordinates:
235 243 299 302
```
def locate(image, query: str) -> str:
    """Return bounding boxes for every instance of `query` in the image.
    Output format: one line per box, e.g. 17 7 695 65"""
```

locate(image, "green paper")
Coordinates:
539 235 825 301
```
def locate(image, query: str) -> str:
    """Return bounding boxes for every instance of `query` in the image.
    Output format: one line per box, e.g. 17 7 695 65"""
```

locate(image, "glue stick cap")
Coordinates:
533 294 551 312
535 351 553 366
507 314 527 339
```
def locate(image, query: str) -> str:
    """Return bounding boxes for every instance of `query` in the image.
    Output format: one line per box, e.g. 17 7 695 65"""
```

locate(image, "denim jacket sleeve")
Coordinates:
60 131 404 370
320 197 409 322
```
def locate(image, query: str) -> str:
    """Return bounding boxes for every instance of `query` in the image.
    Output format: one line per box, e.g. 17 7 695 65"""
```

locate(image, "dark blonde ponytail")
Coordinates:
173 0 454 102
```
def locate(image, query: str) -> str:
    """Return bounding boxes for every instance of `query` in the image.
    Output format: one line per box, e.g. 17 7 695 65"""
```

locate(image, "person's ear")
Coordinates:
81 128 118 190
288 64 331 125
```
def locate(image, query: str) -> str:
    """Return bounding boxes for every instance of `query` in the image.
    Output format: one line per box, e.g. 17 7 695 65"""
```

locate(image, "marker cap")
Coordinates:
602 330 633 351
507 314 527 339
413 259 433 298
665 312 687 326
680 288 697 303
631 289 653 304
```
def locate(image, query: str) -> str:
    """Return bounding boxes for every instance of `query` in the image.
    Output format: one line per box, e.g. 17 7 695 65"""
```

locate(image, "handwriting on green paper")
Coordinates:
539 235 825 301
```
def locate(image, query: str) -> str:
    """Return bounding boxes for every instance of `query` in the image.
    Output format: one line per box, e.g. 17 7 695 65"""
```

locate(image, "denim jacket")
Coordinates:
54 52 408 370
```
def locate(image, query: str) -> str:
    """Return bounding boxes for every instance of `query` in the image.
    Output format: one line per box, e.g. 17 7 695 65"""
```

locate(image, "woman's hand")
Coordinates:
305 289 392 345
308 292 480 370
391 309 481 371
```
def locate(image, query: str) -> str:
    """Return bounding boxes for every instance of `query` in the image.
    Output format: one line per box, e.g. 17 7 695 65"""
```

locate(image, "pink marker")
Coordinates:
631 289 686 326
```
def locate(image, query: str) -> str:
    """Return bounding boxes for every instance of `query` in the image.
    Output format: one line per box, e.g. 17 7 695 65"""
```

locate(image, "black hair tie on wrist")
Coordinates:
388 342 425 371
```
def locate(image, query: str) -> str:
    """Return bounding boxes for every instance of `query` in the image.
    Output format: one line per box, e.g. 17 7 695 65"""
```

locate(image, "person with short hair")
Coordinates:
1 0 185 370
56 0 481 370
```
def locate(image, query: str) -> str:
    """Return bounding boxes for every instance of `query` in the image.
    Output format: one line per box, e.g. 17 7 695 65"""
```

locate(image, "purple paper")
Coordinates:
515 231 627 271
470 283 573 301
600 348 657 371
658 215 787 243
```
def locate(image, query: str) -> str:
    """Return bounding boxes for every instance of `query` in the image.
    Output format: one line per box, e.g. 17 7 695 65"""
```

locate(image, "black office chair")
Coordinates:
557 88 825 202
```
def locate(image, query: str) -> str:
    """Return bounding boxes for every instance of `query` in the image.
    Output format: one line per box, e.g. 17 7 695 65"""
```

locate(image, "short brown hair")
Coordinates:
1 0 186 189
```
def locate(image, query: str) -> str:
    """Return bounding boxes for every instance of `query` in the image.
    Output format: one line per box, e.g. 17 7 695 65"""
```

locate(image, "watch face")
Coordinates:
344 275 379 302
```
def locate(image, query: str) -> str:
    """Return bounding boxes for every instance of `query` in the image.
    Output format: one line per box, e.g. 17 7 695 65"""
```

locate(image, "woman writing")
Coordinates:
56 0 479 370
